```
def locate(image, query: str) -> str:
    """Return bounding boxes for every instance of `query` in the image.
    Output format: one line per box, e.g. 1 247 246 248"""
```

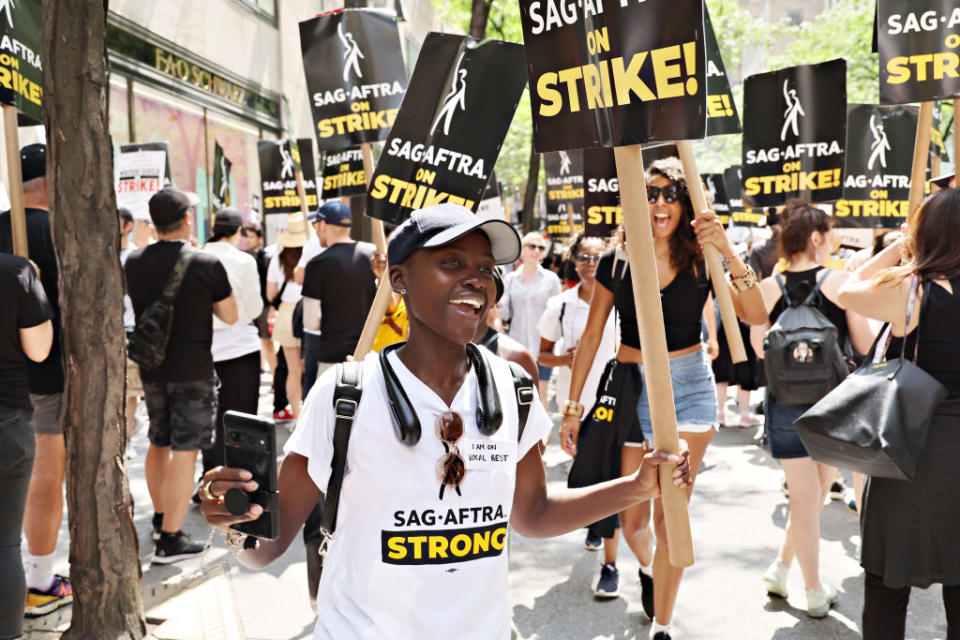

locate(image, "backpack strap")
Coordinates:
160 243 198 306
801 268 833 306
773 274 792 307
507 361 534 444
320 360 364 539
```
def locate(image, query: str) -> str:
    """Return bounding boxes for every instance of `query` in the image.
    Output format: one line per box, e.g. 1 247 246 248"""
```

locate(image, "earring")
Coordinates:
399 288 407 295
814 252 820 262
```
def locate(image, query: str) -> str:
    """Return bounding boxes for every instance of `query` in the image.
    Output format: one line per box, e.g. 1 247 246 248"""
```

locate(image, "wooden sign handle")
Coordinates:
908 102 934 222
3 105 28 259
954 99 960 186
614 144 694 569
353 141 392 360
677 141 746 364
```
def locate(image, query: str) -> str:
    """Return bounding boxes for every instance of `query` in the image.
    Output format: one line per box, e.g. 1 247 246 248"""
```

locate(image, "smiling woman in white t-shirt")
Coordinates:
199 203 690 640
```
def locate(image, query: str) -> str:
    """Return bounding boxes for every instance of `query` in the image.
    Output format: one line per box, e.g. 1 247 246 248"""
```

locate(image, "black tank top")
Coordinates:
887 279 960 398
596 248 711 351
768 267 848 340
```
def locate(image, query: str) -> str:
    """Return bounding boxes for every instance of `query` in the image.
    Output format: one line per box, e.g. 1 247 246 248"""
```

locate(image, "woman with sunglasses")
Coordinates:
500 231 562 403
560 158 767 640
198 204 690 640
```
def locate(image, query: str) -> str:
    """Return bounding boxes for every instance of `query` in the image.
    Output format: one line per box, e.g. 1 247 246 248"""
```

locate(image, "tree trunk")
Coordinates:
521 137 540 234
469 0 493 40
42 1 146 637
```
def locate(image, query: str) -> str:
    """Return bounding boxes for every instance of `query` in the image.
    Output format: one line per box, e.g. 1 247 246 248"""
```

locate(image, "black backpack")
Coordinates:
763 270 850 405
128 244 197 371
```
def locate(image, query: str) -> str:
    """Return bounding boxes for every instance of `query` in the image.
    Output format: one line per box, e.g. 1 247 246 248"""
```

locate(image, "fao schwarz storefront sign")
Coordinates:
153 49 248 106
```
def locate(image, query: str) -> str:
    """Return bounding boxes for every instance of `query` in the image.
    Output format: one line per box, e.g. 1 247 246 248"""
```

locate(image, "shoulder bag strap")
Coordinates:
321 360 364 537
159 243 198 306
559 301 567 340
507 361 534 444
911 278 933 364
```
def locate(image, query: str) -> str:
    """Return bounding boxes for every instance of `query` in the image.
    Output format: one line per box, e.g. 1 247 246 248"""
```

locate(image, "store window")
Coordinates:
108 76 131 146
205 110 262 223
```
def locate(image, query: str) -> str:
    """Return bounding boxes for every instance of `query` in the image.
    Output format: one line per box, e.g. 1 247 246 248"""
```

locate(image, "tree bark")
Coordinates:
42 1 146 637
521 137 540 234
469 0 493 40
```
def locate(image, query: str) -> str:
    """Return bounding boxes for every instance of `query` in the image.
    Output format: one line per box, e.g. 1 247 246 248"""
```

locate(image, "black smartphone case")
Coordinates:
223 411 280 540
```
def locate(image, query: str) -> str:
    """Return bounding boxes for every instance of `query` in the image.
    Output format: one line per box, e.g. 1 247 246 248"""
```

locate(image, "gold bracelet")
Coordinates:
563 400 585 418
729 264 758 291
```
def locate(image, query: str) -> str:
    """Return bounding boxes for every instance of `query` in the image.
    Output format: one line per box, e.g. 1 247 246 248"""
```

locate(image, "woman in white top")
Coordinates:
199 203 690 640
266 214 308 418
499 231 562 403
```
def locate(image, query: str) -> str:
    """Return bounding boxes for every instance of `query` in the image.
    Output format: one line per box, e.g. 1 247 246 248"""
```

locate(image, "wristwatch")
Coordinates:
563 400 585 418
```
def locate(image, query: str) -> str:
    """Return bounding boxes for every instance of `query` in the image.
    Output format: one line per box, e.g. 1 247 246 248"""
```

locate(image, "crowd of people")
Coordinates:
0 141 958 640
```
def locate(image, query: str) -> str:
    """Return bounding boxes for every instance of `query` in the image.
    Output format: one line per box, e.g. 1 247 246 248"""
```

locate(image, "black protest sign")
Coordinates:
299 9 407 150
704 5 741 136
583 147 620 237
0 0 41 125
518 0 706 152
212 140 232 211
742 60 847 208
930 101 949 161
835 104 917 228
702 174 730 225
878 1 960 104
724 165 762 227
257 138 319 215
544 150 585 240
321 147 366 199
367 33 527 225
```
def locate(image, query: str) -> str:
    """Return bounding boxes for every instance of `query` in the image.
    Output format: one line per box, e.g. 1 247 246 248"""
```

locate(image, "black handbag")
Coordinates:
794 277 947 480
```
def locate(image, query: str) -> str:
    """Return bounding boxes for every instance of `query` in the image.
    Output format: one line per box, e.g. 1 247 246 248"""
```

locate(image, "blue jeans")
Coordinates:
0 406 34 639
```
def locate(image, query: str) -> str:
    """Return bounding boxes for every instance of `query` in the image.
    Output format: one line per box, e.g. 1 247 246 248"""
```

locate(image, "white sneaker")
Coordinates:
806 582 838 618
762 560 790 598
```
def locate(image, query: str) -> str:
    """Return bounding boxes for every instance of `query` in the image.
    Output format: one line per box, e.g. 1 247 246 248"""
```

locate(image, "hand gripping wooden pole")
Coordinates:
677 141 746 363
352 142 392 360
3 105 28 259
908 102 934 223
614 144 694 568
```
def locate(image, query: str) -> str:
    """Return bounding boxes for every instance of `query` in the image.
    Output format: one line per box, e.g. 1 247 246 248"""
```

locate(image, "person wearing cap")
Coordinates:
198 203 691 639
266 213 309 419
202 209 264 475
125 187 237 563
300 200 378 397
0 143 75 614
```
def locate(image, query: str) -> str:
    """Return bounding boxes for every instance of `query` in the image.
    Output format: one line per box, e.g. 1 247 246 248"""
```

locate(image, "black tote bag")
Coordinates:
794 277 947 480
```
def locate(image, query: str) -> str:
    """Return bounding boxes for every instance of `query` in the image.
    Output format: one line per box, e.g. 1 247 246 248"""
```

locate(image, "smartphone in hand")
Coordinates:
223 411 279 540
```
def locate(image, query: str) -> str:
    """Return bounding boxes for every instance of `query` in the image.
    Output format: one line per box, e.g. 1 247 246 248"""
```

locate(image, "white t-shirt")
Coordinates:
267 251 303 303
204 241 264 362
284 347 552 640
499 266 562 356
119 246 135 329
536 284 618 411
298 235 323 269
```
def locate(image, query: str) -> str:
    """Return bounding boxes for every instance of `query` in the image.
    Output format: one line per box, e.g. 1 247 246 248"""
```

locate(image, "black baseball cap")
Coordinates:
932 173 955 189
316 200 352 226
20 143 45 182
388 203 521 267
148 188 198 227
212 208 243 237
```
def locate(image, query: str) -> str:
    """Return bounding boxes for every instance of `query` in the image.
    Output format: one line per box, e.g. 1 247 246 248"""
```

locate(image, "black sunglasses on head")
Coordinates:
647 184 681 205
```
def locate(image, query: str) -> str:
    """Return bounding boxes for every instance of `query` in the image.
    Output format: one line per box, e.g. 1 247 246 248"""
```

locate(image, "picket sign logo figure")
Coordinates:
0 0 13 29
431 52 468 137
559 150 572 176
781 80 805 141
707 177 718 205
338 22 365 82
219 155 229 200
280 145 294 180
868 114 890 171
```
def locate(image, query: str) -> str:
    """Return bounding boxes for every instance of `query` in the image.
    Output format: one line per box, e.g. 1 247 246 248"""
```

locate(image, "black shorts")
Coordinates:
143 378 217 451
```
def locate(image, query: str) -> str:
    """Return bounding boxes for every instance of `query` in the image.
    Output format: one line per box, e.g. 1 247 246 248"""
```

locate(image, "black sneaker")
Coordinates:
594 563 619 599
584 529 602 551
829 480 845 501
151 512 163 542
152 530 207 564
652 632 672 640
639 567 655 620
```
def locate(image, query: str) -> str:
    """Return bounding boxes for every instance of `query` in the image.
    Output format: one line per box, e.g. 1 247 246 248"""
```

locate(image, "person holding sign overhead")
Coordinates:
198 203 691 639
560 158 766 640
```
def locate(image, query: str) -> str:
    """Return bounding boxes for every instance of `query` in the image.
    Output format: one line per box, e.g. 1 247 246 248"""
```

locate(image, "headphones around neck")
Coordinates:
379 342 504 445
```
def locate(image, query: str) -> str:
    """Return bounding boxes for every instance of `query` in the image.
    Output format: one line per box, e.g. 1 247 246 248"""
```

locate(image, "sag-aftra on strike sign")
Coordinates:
879 1 960 104
519 0 706 151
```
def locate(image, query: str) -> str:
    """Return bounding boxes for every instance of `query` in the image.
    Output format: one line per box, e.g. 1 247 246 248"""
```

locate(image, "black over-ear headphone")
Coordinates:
379 342 504 445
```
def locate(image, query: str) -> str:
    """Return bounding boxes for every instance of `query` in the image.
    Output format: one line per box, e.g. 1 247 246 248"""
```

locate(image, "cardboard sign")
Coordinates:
702 174 730 225
742 60 847 207
704 5 741 137
583 147 620 238
0 0 41 124
116 142 169 221
211 140 232 211
299 9 408 149
257 138 319 215
321 147 366 199
878 1 960 104
518 0 706 152
835 104 917 228
366 33 527 225
544 150 585 240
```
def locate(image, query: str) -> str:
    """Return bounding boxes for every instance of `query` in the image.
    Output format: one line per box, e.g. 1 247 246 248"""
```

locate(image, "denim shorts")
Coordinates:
537 364 552 382
627 349 717 446
764 391 812 459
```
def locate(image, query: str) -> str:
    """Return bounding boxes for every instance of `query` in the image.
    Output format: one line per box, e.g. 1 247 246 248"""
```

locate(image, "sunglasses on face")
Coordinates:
576 254 601 264
525 243 547 252
647 184 681 205
436 412 466 499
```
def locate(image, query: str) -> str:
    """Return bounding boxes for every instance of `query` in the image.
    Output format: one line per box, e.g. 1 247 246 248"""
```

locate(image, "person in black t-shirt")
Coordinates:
242 222 277 374
125 188 237 564
0 252 52 635
300 201 377 397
